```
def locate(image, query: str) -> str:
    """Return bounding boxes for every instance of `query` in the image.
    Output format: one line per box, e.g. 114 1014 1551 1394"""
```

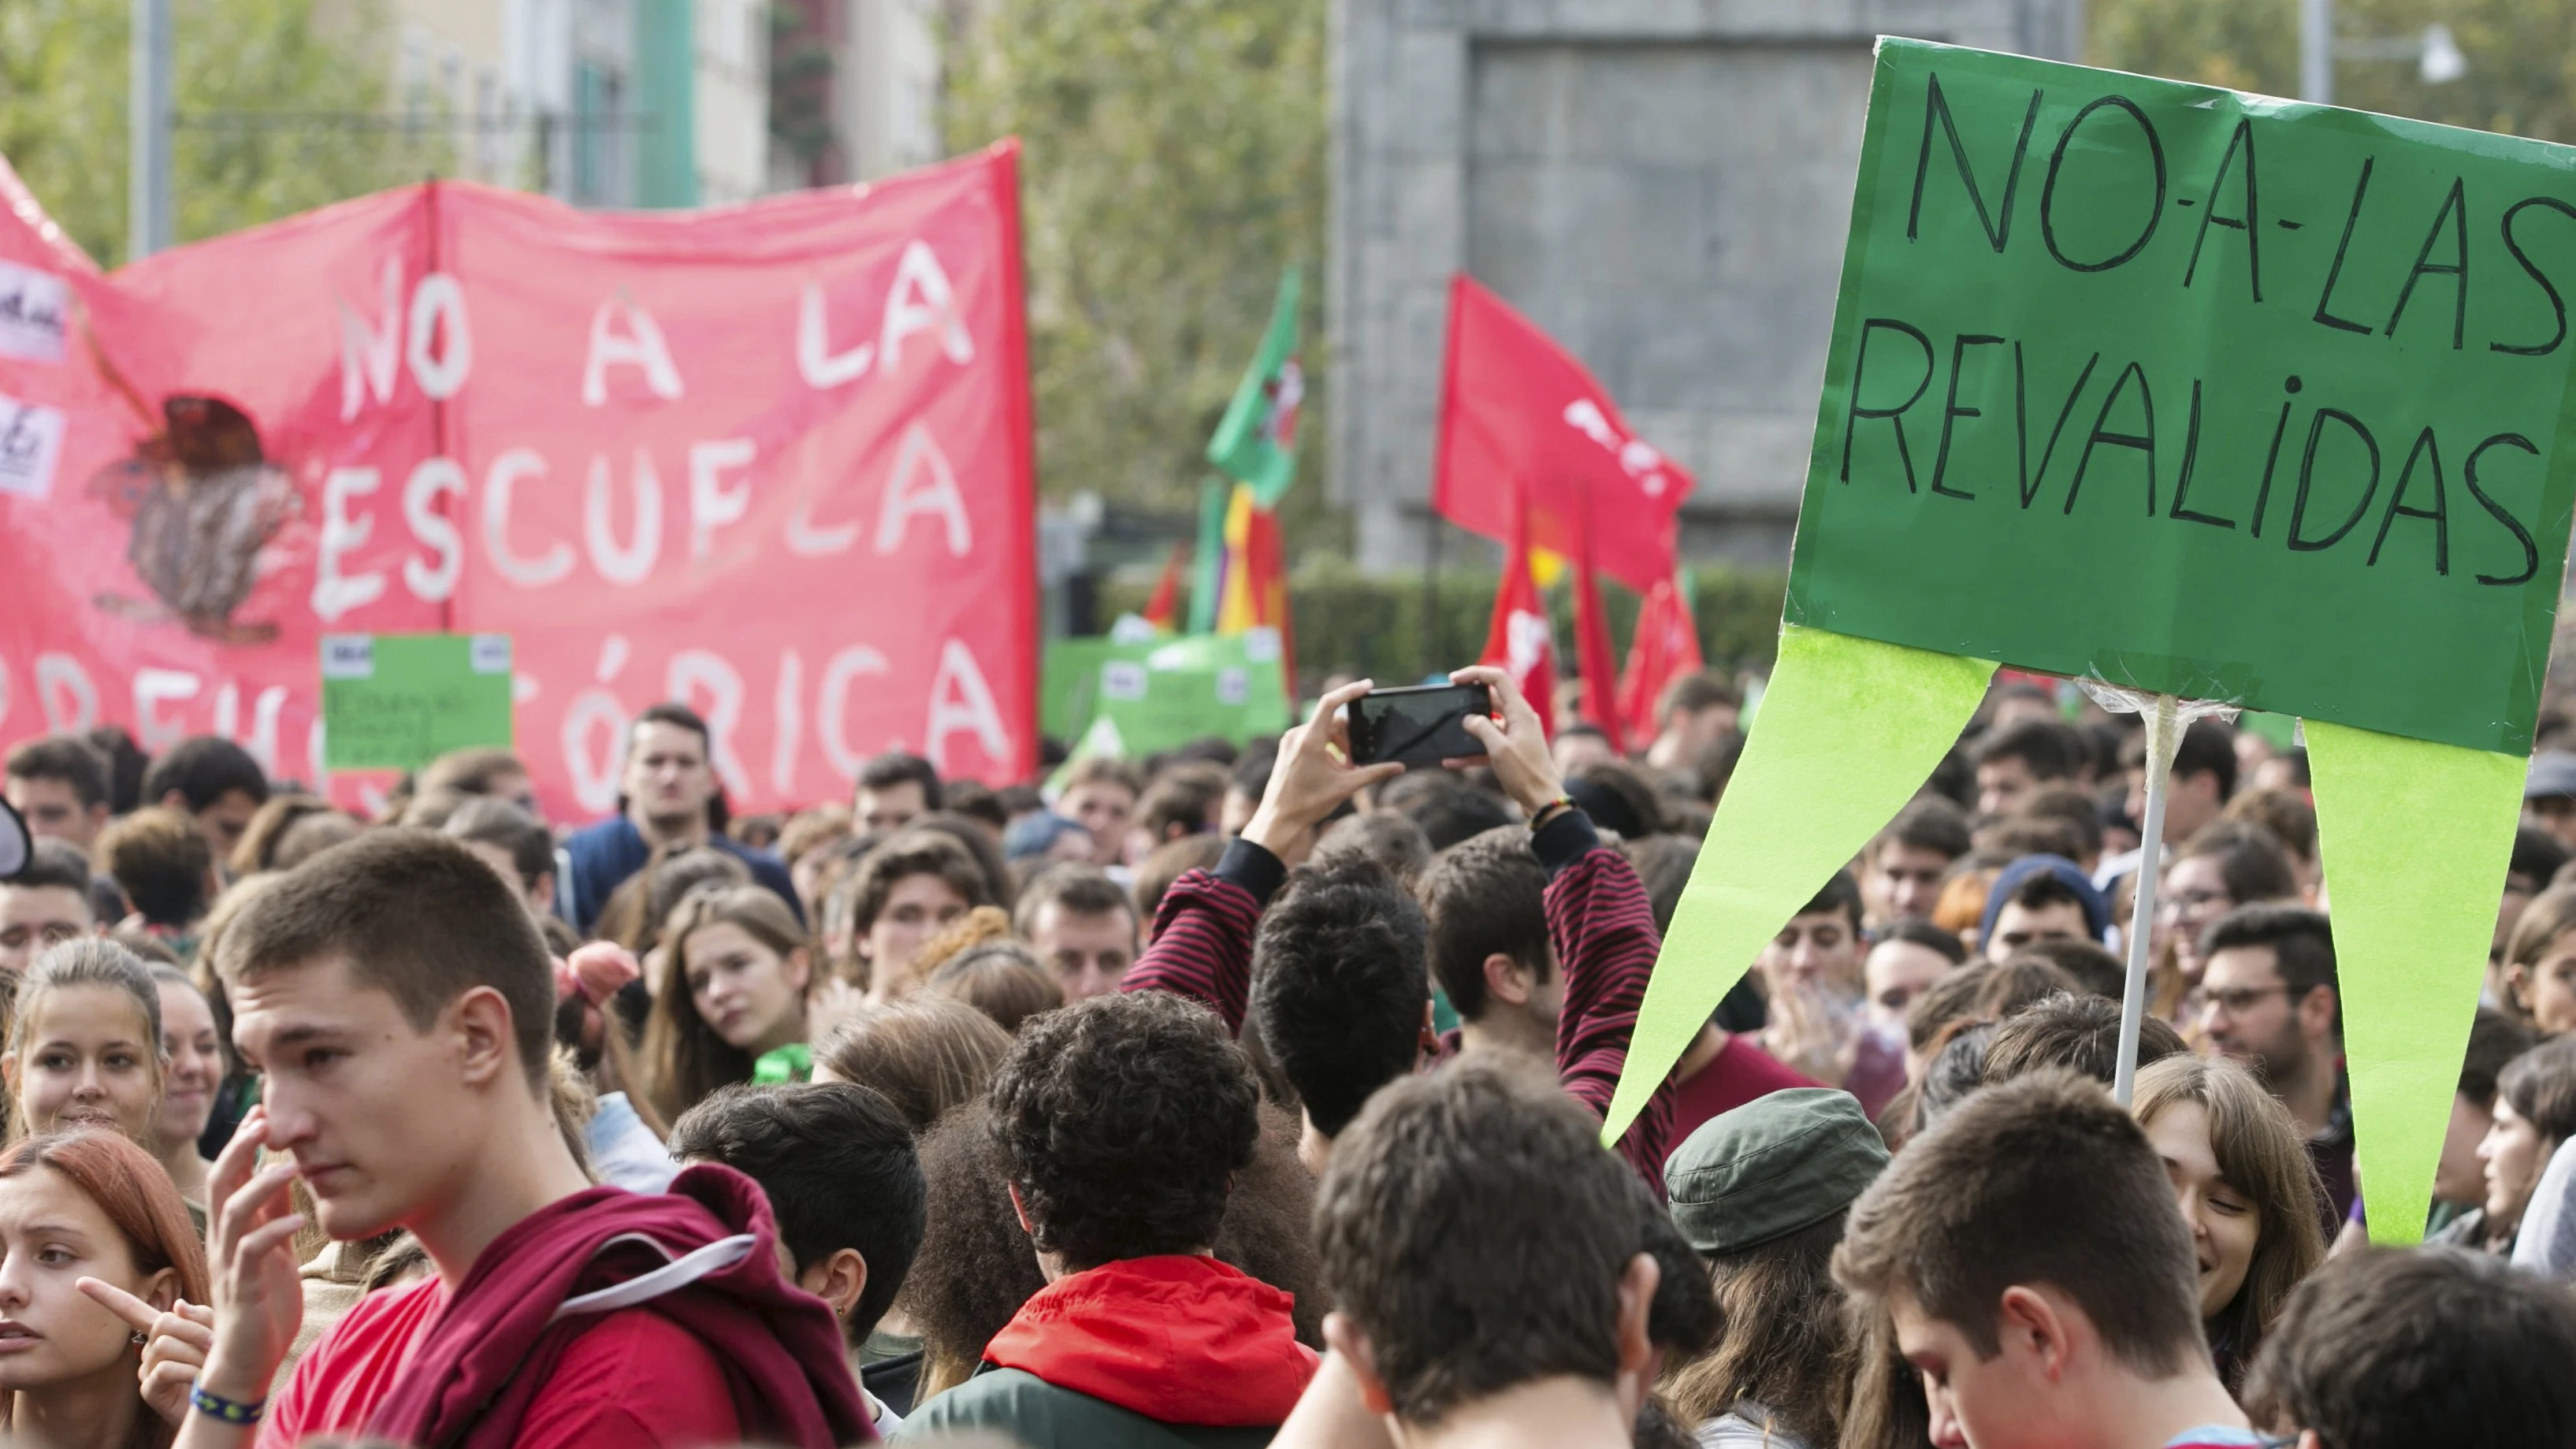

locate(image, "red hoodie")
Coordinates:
983 1255 1318 1425
266 1164 872 1449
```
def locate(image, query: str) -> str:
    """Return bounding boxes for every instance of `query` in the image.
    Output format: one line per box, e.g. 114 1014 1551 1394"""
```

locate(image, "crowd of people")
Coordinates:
0 655 2570 1449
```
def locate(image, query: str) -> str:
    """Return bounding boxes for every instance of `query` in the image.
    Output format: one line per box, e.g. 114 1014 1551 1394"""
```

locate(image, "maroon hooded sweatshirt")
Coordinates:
263 1163 872 1449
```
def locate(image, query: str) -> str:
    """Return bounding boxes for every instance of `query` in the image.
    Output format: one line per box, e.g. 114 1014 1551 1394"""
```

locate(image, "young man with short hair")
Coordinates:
1136 763 1228 848
139 736 269 864
418 747 540 817
1864 795 1972 927
669 1080 926 1436
2197 904 2353 1225
178 830 869 1448
901 990 1314 1446
4 735 113 855
2124 721 2238 851
835 830 991 1001
1980 992 2188 1087
1752 870 1905 1116
1833 1069 2258 1449
1979 855 2110 955
2243 1247 2576 1449
1249 854 1434 1172
1419 826 1559 1061
1058 758 1143 870
0 838 95 981
561 704 799 932
1013 863 1139 1001
1972 720 2082 819
444 797 559 923
1642 671 1740 774
1306 1056 1670 1449
854 752 943 835
1125 671 1677 1186
95 807 217 943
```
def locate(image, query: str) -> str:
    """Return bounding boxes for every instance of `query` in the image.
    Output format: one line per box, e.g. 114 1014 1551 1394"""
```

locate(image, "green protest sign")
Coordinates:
1611 44 2576 1246
1040 631 1292 757
1796 39 2576 755
320 633 515 771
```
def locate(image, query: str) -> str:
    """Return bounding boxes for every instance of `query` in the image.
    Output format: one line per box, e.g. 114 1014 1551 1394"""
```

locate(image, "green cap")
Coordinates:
1664 1088 1890 1256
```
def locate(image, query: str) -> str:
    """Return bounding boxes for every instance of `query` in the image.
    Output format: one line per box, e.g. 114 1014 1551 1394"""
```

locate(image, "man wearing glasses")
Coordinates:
0 838 97 982
2197 904 2353 1234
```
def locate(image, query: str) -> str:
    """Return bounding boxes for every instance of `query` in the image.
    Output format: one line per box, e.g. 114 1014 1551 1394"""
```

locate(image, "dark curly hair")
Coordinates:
1249 856 1429 1136
910 1098 1325 1399
987 990 1258 1269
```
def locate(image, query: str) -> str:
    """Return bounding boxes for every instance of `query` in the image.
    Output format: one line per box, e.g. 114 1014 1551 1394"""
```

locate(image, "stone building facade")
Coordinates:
1331 0 2087 570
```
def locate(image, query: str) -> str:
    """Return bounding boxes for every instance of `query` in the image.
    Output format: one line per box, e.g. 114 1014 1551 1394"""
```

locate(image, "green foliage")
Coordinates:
1098 558 1790 693
944 0 1328 517
2094 0 2576 144
0 0 447 267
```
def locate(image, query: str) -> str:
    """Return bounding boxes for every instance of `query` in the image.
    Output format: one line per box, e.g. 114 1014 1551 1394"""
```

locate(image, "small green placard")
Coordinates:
320 633 515 771
1040 631 1292 756
1793 40 2576 755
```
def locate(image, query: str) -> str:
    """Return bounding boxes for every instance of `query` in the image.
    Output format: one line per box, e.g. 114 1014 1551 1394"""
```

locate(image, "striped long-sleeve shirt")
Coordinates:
1122 808 1677 1192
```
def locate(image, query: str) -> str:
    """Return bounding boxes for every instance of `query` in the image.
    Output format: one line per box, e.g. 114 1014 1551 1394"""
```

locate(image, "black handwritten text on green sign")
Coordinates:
1791 40 2576 754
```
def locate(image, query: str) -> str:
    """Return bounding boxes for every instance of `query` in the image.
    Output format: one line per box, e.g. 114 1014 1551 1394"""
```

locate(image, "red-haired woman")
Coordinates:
0 1129 212 1447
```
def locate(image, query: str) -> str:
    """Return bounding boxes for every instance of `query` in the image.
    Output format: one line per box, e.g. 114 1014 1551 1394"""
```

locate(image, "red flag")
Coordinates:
1571 547 1623 753
1433 274 1692 594
1616 574 1704 747
1478 503 1556 739
1140 541 1187 631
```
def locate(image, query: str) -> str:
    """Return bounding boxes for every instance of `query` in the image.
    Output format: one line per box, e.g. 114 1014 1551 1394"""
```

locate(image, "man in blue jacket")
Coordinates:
560 703 800 933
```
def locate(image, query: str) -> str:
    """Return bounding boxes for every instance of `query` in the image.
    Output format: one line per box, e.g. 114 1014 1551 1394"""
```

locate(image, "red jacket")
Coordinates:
976 1255 1317 1425
362 1164 874 1449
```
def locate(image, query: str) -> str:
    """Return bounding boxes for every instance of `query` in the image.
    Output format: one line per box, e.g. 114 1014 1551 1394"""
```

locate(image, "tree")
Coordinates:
943 0 1329 526
2094 0 2576 144
0 0 447 267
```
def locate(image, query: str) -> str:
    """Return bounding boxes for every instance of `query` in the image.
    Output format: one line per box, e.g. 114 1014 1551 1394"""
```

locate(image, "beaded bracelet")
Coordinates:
1529 796 1576 830
189 1385 266 1425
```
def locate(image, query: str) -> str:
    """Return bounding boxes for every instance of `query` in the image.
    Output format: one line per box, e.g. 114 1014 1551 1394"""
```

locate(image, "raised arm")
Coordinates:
1123 679 1403 1032
1452 666 1676 1191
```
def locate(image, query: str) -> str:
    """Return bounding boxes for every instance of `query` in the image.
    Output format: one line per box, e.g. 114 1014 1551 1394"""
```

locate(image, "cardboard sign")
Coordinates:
320 633 514 771
1794 40 2576 754
1042 631 1292 757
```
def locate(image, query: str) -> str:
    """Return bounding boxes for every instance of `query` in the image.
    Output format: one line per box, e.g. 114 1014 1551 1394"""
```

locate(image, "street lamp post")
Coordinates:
2300 0 2335 103
2301 0 2470 107
128 0 172 261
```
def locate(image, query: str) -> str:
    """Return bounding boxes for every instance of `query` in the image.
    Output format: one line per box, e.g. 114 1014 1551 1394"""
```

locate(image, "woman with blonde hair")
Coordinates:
2 941 165 1152
641 885 815 1121
2130 1052 2326 1391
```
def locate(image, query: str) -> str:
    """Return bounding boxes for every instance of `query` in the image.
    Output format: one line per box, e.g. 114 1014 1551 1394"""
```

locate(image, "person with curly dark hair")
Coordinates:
1124 672 1678 1189
901 990 1315 1446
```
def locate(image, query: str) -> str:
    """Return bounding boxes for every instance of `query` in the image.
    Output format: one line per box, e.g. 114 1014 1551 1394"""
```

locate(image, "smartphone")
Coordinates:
1347 682 1492 767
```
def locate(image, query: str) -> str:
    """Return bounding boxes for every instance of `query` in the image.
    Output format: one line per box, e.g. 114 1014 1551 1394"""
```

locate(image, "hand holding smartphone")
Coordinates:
1346 682 1493 767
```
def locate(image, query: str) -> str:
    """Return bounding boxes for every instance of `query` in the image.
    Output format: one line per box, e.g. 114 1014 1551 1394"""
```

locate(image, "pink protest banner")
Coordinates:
0 143 1038 819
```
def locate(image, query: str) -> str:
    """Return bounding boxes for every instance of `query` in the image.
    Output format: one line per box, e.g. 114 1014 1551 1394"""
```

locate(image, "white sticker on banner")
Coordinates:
1242 627 1281 663
0 263 68 364
1101 660 1148 701
1216 667 1249 706
0 396 66 500
470 634 512 674
320 635 376 680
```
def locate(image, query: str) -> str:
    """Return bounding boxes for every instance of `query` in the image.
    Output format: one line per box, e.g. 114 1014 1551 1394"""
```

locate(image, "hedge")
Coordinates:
1093 555 1788 691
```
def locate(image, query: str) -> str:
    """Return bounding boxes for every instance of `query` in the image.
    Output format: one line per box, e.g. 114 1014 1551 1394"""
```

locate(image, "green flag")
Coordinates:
1207 267 1304 507
1188 478 1229 635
